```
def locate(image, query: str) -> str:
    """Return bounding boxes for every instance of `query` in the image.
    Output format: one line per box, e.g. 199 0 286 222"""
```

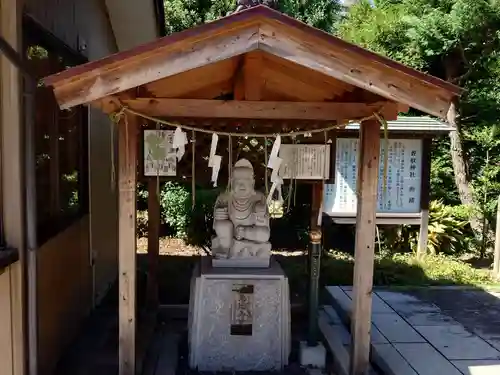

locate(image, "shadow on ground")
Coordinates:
54 252 497 375
135 252 487 307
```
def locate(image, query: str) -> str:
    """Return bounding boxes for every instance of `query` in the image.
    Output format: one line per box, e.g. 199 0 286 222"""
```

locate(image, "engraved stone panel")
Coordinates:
231 284 254 336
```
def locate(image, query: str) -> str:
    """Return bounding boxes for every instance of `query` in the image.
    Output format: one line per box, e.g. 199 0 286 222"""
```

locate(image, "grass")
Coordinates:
136 237 498 305
280 250 497 303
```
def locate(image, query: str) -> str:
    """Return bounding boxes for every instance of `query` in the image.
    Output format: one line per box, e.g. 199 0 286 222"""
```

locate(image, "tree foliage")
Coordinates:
164 0 343 35
341 0 500 255
160 0 500 256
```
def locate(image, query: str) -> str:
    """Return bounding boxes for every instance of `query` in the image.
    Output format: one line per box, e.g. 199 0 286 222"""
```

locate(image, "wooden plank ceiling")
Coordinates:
143 51 355 102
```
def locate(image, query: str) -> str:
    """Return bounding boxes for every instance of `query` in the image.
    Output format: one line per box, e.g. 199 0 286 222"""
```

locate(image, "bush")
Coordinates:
137 210 148 237
411 200 468 255
379 200 469 256
157 181 313 249
159 181 221 245
160 181 191 238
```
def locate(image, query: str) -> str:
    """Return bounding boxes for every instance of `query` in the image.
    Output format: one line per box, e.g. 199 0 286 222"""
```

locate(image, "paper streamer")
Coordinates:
317 203 323 226
267 175 284 205
208 134 219 167
266 136 284 204
211 155 222 187
172 127 188 161
208 134 221 186
267 135 281 168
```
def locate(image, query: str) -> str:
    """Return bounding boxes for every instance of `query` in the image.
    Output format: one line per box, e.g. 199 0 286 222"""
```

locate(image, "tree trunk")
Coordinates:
447 101 484 235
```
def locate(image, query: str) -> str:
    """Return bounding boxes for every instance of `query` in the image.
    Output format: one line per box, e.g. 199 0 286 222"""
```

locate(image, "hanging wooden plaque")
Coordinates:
143 129 177 177
278 144 330 180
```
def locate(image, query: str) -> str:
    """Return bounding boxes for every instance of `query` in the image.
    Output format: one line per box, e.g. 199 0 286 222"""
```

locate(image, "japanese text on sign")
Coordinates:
143 129 177 177
324 138 422 215
279 144 330 180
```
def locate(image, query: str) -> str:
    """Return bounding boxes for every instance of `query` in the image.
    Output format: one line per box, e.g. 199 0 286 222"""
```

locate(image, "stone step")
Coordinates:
318 307 378 375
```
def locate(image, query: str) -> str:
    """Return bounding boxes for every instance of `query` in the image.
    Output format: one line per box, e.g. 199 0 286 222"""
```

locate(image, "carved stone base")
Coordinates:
188 256 291 371
211 238 272 267
212 257 270 268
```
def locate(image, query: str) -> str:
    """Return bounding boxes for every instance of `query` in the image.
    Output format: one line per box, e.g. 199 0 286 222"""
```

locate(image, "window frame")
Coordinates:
22 14 90 245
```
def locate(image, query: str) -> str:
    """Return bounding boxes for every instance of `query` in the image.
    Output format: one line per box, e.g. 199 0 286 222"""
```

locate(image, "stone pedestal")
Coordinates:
188 256 291 371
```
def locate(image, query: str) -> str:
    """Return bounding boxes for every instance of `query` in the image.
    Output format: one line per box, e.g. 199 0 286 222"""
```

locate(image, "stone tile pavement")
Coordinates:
323 286 500 375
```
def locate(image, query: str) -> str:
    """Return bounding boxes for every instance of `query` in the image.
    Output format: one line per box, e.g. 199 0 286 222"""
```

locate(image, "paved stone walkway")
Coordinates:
410 288 500 352
324 286 500 375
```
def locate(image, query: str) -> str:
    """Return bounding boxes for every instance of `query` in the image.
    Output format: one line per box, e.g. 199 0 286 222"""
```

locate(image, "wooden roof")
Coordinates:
43 5 462 119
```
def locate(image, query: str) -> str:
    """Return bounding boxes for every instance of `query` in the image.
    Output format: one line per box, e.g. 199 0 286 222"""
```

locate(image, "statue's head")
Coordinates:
231 159 255 200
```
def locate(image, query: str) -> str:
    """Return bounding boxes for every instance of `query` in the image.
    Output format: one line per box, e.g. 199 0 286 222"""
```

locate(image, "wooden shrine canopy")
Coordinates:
43 5 461 120
42 5 462 375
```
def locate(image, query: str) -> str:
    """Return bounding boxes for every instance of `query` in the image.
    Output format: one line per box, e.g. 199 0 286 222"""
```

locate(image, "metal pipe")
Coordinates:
307 230 322 346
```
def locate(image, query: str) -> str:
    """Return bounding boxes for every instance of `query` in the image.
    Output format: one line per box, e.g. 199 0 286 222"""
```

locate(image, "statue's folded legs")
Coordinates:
213 220 233 251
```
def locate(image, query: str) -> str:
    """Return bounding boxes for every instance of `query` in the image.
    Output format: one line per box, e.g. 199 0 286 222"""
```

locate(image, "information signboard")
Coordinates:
279 144 330 180
324 138 423 217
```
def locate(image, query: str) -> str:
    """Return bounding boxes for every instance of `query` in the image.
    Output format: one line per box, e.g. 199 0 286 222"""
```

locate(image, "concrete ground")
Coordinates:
325 286 500 375
409 288 500 352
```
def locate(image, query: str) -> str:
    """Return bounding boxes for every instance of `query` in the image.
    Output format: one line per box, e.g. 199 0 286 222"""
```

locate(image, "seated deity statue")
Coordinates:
211 159 271 267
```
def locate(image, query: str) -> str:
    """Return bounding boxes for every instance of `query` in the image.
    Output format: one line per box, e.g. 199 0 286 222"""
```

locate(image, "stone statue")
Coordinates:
212 159 271 267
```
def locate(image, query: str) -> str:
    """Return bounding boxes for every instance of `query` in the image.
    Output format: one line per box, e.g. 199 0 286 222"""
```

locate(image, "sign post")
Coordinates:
142 129 178 310
278 144 329 357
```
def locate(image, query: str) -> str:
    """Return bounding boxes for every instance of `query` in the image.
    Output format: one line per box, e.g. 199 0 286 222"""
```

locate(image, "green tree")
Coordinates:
164 0 343 35
340 0 500 253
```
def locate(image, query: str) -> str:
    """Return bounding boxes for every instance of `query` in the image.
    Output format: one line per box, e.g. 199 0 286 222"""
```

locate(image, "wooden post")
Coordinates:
350 119 380 375
146 179 160 308
493 195 500 280
417 139 432 259
118 112 138 375
417 209 429 259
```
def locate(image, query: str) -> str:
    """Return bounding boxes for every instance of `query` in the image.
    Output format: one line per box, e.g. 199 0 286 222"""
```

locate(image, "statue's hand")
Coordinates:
235 226 246 240
214 207 229 221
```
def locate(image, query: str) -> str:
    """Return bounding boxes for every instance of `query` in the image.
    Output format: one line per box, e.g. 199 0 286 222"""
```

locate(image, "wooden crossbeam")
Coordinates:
114 98 395 121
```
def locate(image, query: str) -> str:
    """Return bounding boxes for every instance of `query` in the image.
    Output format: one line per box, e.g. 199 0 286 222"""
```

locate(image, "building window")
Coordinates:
23 17 89 245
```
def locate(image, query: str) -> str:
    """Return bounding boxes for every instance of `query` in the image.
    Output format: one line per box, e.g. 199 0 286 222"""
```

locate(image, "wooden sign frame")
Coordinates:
278 143 332 181
324 133 431 225
140 128 178 179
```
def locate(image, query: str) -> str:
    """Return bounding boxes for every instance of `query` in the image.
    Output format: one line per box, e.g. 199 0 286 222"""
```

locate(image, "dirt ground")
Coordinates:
136 237 310 306
137 236 306 257
137 237 206 256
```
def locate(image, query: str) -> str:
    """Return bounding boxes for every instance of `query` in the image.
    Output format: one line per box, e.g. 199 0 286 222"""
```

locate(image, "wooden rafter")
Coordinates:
258 22 454 117
233 52 263 100
145 58 237 98
103 98 397 121
261 51 352 99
